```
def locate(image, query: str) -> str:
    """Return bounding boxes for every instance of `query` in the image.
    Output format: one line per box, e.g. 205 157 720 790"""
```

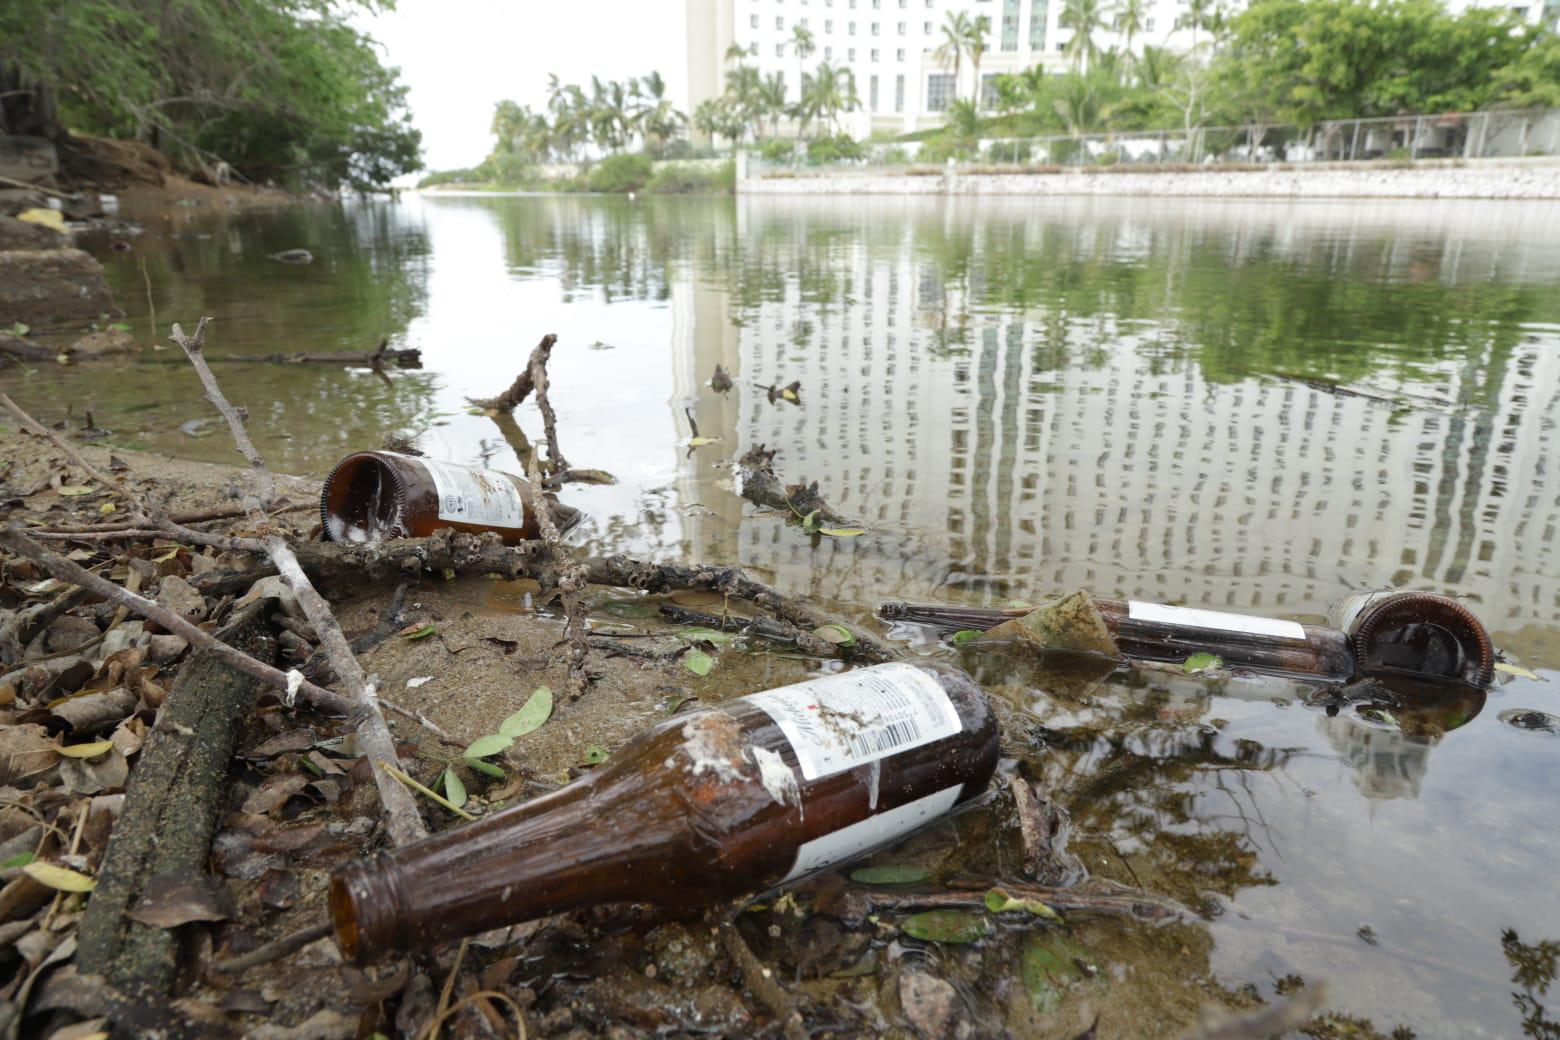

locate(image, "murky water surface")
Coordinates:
11 193 1560 1036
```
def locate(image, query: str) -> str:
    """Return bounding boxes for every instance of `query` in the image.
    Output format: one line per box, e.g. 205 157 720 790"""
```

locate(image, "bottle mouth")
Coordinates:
1351 593 1494 686
329 853 406 965
321 453 407 543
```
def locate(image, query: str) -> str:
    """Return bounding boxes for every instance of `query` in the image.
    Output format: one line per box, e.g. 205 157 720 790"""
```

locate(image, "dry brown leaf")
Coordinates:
240 773 311 816
59 747 129 795
0 724 59 785
124 869 233 928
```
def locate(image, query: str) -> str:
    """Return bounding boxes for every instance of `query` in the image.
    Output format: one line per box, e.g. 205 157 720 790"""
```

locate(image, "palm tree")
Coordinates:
635 71 686 155
1051 73 1101 135
934 11 973 106
490 100 526 154
784 26 817 106
799 61 860 137
965 15 991 106
1113 0 1149 58
1060 0 1106 74
1176 0 1217 54
758 71 789 139
1134 45 1181 91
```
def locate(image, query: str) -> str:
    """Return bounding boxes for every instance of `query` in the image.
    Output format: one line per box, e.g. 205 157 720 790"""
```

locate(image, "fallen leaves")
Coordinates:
22 861 94 893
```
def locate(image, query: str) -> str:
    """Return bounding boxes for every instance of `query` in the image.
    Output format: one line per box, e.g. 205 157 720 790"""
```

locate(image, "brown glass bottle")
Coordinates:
880 591 1492 686
320 450 580 545
330 661 999 963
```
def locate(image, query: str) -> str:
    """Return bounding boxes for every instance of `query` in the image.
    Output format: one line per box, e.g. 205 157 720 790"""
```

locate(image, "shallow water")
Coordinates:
9 191 1560 1036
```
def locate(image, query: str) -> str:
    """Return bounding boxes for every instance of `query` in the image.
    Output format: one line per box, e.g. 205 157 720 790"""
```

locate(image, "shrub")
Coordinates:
806 135 865 163
758 138 795 162
587 153 653 193
645 161 736 193
874 145 912 165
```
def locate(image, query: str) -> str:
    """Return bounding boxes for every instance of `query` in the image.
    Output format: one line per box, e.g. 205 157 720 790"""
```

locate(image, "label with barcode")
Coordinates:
743 662 962 781
399 454 526 529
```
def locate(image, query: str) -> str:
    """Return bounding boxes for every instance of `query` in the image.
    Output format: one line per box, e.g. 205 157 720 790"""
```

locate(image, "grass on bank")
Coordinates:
418 153 735 195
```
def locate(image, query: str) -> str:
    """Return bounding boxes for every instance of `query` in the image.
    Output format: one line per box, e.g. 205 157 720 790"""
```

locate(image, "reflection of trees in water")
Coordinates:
1502 929 1559 1039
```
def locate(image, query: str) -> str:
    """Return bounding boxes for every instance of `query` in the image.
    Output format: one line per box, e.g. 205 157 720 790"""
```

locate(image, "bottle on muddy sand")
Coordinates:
880 589 1493 686
329 660 999 963
320 450 581 545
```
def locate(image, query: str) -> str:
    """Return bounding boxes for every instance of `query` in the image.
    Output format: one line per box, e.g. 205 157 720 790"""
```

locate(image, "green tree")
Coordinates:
0 0 421 190
785 25 817 107
799 61 861 137
967 15 992 105
1114 0 1150 58
935 12 974 100
635 71 686 156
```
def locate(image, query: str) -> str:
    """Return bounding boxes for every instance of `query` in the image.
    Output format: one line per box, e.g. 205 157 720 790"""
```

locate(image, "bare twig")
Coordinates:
714 917 808 1040
735 444 852 527
171 317 426 846
529 345 567 472
525 454 588 696
469 334 556 412
211 922 332 974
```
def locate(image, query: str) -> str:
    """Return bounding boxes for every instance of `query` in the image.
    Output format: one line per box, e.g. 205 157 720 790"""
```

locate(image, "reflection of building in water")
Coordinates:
1317 715 1434 801
709 199 1560 624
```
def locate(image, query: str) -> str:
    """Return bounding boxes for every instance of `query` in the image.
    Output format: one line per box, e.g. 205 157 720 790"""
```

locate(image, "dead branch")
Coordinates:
714 917 808 1040
526 454 588 696
842 877 1185 923
657 603 850 659
211 922 333 974
170 317 427 848
469 333 556 412
735 445 851 527
529 342 567 472
257 339 422 368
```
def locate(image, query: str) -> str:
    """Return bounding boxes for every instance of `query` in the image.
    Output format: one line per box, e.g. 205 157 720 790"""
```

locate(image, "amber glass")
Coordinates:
881 591 1492 686
330 661 999 963
320 450 580 545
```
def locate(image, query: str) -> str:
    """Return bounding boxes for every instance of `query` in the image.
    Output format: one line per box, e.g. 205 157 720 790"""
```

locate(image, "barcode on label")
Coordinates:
743 662 962 781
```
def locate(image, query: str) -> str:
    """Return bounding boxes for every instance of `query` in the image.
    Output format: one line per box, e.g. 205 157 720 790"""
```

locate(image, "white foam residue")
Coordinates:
752 746 802 817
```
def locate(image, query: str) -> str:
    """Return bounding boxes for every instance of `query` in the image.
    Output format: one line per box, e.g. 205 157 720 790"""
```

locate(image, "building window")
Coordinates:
776 15 784 28
826 18 834 30
1030 0 1048 50
923 20 933 32
896 47 906 60
872 0 881 7
895 73 906 111
778 43 787 55
849 46 857 59
849 20 856 32
872 21 880 33
871 47 880 60
751 42 759 54
1001 0 1020 50
825 45 833 58
898 20 906 32
1145 16 1155 30
751 13 759 26
870 73 880 110
981 73 999 109
926 72 954 110
800 16 809 26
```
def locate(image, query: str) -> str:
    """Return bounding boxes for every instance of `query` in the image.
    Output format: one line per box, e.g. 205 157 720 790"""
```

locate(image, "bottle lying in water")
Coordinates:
880 590 1493 687
320 450 581 545
330 661 999 963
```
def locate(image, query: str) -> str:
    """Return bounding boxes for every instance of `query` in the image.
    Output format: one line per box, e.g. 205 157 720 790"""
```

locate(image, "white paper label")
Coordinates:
782 784 963 883
743 662 962 782
413 456 526 529
1128 600 1305 641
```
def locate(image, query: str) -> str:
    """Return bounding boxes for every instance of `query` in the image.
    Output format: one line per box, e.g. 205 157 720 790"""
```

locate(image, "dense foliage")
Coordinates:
0 0 421 190
912 0 1558 156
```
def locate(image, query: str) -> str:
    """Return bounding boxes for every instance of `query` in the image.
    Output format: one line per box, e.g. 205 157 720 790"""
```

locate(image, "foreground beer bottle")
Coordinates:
320 450 581 545
330 661 999 963
881 590 1493 686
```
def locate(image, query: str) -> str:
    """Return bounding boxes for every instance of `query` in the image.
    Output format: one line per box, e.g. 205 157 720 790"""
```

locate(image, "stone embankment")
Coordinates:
740 158 1560 200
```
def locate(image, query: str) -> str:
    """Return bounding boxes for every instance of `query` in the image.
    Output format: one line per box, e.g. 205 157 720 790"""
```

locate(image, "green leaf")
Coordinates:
463 733 513 759
1183 652 1223 674
952 629 984 644
684 648 715 676
1494 661 1542 681
819 527 866 538
800 509 820 534
23 861 95 893
107 322 132 331
582 744 609 765
850 864 932 885
813 623 856 647
1021 935 1089 1012
499 687 553 739
687 436 720 447
0 852 35 870
985 887 1063 921
467 758 506 779
678 626 735 644
57 485 96 497
402 624 437 640
442 768 468 809
901 910 990 944
9 323 28 337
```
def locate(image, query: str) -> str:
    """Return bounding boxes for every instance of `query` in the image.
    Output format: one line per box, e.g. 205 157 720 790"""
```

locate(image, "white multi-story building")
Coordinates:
686 0 1558 138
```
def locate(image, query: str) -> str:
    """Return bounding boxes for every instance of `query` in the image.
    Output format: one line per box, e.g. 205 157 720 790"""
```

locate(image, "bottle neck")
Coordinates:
331 766 672 962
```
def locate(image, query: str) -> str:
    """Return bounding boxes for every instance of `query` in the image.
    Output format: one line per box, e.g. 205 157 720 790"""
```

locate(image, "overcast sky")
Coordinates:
359 0 689 172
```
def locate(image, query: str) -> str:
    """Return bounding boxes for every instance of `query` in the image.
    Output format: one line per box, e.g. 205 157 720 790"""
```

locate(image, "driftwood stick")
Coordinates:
657 603 847 659
715 918 808 1040
171 317 427 848
211 922 333 974
529 344 567 472
469 333 556 412
526 454 587 695
31 500 312 536
77 603 276 998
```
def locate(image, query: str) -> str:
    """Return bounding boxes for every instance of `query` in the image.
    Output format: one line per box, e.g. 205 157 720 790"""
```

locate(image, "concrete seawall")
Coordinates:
739 159 1560 200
